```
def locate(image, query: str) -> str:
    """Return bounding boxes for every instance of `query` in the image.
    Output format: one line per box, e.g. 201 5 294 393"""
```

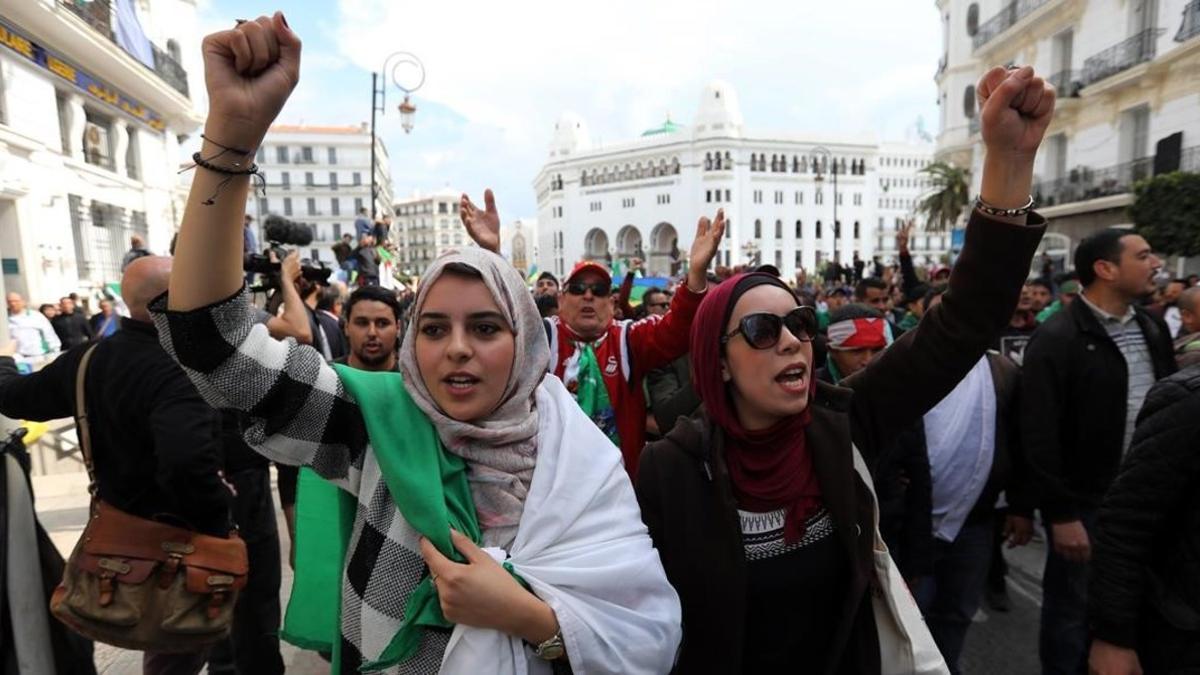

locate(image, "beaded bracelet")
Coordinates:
975 195 1035 218
189 152 265 205
191 152 258 176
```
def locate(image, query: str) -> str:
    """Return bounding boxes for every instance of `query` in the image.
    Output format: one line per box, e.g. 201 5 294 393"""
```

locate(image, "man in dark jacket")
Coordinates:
0 256 232 675
1088 367 1200 674
50 296 94 349
354 234 380 286
1022 228 1176 674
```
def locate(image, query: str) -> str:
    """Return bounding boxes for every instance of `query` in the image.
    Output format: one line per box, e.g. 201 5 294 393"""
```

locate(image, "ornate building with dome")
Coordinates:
532 81 939 281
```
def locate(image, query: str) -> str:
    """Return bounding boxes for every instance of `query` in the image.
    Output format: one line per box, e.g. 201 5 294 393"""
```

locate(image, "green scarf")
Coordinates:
282 365 494 672
575 344 620 446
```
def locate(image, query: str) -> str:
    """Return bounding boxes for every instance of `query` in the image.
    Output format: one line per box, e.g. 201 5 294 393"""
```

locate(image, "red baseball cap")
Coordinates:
566 261 612 286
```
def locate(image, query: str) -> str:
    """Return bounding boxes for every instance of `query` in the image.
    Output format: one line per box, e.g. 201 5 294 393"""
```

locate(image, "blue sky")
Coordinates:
195 0 943 219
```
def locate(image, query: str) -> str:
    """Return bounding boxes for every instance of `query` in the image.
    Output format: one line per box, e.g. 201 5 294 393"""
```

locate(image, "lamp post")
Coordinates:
811 145 838 263
741 240 761 267
370 52 425 220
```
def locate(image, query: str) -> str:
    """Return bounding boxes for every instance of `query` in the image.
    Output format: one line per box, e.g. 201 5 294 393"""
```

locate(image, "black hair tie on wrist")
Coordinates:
189 152 265 205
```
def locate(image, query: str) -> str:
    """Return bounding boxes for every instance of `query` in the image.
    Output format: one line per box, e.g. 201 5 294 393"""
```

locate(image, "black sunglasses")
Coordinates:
722 306 818 349
565 281 612 297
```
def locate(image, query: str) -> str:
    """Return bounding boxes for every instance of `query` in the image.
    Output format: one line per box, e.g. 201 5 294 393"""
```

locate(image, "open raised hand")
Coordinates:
686 208 725 292
201 12 301 151
460 189 501 254
977 66 1055 161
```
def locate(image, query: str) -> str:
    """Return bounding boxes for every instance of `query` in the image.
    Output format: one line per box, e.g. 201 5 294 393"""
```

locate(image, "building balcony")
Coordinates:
1032 156 1155 209
972 0 1052 51
1047 70 1084 98
1081 28 1164 88
1178 0 1200 43
58 0 189 98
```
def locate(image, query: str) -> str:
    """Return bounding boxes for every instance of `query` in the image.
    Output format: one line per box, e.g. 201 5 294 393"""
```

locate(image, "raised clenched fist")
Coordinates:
201 12 301 151
977 65 1056 161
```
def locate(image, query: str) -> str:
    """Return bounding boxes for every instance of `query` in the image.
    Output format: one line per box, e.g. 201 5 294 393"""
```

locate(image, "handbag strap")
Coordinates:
74 344 100 497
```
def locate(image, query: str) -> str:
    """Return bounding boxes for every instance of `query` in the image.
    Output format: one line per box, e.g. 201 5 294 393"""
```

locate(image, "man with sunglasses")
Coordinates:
459 189 725 478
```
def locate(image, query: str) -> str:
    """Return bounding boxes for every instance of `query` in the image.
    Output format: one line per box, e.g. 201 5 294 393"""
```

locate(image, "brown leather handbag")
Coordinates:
49 344 249 653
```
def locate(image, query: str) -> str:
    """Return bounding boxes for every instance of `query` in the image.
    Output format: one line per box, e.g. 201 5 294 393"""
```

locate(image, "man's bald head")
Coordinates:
121 256 172 322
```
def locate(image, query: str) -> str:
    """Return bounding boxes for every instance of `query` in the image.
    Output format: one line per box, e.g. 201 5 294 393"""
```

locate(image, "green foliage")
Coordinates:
917 161 971 232
1130 172 1200 257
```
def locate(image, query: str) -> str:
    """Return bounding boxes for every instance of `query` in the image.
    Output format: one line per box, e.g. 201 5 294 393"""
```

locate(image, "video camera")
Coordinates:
244 214 333 291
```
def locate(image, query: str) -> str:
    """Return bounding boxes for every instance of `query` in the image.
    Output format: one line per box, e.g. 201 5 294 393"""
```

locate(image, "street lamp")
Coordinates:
741 240 761 267
811 145 839 263
370 52 425 220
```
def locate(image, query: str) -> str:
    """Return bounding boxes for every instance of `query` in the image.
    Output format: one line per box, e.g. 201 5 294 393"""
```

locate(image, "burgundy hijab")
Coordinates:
690 273 823 543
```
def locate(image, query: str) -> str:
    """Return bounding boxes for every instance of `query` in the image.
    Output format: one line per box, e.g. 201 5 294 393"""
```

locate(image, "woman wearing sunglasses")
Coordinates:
636 64 1056 675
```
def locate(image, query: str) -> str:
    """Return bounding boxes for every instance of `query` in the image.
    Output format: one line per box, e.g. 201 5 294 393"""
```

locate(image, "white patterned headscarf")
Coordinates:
399 247 550 549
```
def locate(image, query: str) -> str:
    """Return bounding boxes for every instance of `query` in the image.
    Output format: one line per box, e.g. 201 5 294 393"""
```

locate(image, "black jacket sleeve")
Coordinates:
0 350 85 421
1089 375 1200 648
1020 324 1077 522
899 248 920 297
845 210 1045 462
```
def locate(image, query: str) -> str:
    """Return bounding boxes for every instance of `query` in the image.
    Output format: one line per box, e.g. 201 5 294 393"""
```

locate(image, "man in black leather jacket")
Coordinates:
1088 366 1200 674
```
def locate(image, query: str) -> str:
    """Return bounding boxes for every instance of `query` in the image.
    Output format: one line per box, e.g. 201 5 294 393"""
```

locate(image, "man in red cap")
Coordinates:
460 190 725 477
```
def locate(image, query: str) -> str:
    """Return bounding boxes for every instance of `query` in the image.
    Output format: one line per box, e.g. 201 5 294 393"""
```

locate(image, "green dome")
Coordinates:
641 118 684 137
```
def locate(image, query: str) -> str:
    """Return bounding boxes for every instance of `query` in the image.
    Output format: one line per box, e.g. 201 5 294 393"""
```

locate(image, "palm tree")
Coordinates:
917 161 971 231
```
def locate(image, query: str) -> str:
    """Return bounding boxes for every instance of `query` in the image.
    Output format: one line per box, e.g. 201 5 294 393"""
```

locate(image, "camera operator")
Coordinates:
262 250 314 346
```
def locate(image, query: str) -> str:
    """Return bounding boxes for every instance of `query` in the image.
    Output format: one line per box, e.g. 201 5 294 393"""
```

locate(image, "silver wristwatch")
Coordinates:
533 631 565 661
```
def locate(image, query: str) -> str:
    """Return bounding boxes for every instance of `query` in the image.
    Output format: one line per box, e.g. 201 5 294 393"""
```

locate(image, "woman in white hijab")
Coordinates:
156 14 680 674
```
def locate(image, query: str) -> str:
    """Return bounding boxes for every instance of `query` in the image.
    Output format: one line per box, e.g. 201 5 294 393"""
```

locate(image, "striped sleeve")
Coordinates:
149 289 366 495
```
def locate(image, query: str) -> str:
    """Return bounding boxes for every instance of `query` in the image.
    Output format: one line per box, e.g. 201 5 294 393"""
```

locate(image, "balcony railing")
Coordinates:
1183 146 1200 173
1047 70 1083 97
1178 0 1200 42
1082 28 1164 87
59 0 190 98
973 0 1049 50
1032 157 1155 207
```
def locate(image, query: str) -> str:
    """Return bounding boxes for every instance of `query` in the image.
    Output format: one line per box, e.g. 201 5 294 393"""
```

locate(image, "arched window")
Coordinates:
853 221 860 238
966 3 980 37
816 220 823 239
671 157 680 174
705 153 713 170
754 219 762 238
795 220 802 238
963 85 976 118
715 152 723 170
774 219 783 238
834 221 841 238
724 151 732 168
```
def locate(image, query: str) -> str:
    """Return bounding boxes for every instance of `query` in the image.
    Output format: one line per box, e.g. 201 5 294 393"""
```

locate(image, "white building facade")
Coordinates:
936 0 1200 268
532 82 939 282
248 124 392 265
0 0 202 304
393 188 469 277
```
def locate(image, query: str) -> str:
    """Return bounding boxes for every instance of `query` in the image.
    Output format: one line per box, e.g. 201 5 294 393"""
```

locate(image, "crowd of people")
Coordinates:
1 12 1198 675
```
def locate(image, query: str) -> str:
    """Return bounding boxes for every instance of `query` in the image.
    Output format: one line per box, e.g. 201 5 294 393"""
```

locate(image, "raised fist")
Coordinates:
201 12 301 150
977 65 1055 160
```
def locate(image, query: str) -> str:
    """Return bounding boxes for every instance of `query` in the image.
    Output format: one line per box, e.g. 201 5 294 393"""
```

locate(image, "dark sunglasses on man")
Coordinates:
565 281 612 297
721 306 818 350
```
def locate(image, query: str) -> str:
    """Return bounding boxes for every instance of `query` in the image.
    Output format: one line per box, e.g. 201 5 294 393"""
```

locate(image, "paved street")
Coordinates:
33 470 1050 674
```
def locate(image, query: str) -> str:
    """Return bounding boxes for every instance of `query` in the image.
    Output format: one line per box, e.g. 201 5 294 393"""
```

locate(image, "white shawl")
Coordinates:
437 376 682 674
